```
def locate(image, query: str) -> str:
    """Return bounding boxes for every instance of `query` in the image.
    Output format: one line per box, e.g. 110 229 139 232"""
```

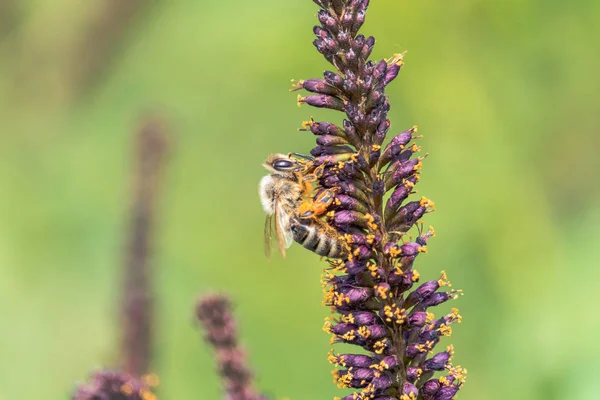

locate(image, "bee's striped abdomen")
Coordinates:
291 219 344 258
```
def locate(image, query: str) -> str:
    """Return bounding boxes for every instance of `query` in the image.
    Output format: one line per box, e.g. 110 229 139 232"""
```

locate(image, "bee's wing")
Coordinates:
274 202 294 258
264 214 274 258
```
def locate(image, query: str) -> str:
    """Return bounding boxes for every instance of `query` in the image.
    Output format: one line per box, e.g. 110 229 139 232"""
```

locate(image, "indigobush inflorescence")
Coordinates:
290 1 467 398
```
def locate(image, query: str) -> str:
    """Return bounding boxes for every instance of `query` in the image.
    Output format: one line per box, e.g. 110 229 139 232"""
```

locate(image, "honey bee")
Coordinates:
259 153 345 259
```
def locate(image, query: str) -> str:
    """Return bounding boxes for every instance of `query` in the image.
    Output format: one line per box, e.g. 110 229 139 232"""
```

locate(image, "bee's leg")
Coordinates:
309 188 337 216
301 164 324 183
302 173 318 182
297 200 315 218
313 164 325 178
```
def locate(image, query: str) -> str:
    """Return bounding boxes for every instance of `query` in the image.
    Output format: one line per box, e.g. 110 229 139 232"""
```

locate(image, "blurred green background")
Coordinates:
1 0 600 399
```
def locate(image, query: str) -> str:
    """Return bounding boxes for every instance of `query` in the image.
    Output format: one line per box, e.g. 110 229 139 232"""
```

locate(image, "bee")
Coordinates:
259 153 345 259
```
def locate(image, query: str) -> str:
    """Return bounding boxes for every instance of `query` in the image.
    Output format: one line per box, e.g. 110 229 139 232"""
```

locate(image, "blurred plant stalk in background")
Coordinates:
122 116 171 376
73 117 170 399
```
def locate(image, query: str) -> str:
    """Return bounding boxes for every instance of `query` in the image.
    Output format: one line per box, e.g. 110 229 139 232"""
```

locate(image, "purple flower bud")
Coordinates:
361 75 374 93
301 79 340 95
374 118 390 145
364 324 387 339
352 311 379 325
337 181 369 203
316 134 349 146
384 63 401 86
387 202 427 232
317 10 338 32
406 366 421 382
380 126 417 164
384 179 415 219
353 245 372 260
340 10 354 30
340 354 375 368
335 194 368 214
373 59 387 81
419 323 443 342
374 282 391 298
333 210 367 230
372 372 394 390
300 94 345 111
345 260 367 274
345 103 366 127
385 158 420 190
306 121 338 136
422 292 453 308
343 78 359 95
342 119 360 145
406 312 428 328
422 351 451 372
406 342 430 358
331 322 357 335
434 386 459 400
405 280 440 308
366 88 384 110
338 31 351 47
403 382 419 397
353 8 366 35
380 355 398 369
339 286 373 304
389 127 416 147
400 241 423 256
324 70 344 87
361 35 375 60
313 25 329 39
310 144 354 157
421 379 441 398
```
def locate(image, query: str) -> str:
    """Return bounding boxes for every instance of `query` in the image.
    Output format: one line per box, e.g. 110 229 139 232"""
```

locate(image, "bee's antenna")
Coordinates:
290 152 314 161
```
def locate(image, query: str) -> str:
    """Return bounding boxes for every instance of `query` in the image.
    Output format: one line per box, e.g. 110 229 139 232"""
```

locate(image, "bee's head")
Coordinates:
263 153 303 174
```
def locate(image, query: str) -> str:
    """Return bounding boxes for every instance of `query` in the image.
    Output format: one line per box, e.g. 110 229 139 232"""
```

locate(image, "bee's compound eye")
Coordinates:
273 159 295 170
